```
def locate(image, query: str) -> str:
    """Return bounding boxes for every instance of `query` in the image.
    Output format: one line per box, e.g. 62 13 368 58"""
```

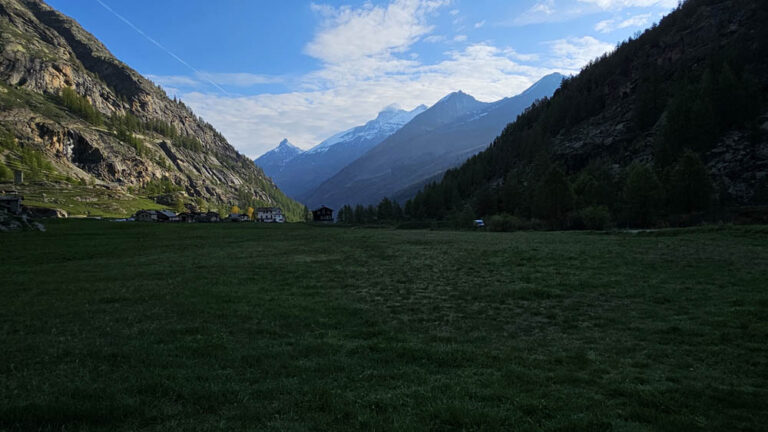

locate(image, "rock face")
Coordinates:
0 0 299 213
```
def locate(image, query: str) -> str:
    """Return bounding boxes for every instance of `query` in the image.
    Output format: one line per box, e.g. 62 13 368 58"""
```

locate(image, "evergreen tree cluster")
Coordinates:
392 0 768 230
60 87 102 125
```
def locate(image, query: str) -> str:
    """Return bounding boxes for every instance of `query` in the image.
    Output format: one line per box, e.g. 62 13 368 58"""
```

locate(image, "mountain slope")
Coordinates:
0 0 304 219
304 73 564 210
256 105 426 200
408 0 768 226
254 138 303 179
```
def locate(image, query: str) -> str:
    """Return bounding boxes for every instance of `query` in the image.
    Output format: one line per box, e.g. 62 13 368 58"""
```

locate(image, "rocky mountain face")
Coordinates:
0 0 302 217
255 105 426 201
303 73 564 211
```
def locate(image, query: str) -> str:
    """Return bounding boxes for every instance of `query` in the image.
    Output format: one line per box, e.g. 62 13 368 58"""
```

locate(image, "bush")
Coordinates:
396 221 433 230
0 128 18 150
487 213 531 232
570 206 613 230
0 163 12 182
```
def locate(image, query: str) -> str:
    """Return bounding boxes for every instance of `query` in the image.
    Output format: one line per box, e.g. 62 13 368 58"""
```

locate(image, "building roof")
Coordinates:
313 205 333 212
157 210 177 218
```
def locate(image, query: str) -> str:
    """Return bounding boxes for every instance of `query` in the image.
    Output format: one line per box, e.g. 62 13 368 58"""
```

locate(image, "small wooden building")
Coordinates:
134 210 158 222
312 206 334 222
156 210 179 223
197 211 221 223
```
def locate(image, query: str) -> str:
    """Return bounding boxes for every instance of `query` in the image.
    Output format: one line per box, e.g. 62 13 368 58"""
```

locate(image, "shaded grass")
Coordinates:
0 222 766 431
3 184 167 217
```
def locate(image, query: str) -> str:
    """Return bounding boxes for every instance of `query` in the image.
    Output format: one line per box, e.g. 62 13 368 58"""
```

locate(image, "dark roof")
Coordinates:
313 206 333 212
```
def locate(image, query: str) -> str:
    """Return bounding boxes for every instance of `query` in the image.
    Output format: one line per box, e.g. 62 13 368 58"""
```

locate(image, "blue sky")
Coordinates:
48 0 677 158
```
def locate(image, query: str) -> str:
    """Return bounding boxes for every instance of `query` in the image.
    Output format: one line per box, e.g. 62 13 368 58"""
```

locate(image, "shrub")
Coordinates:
0 128 18 150
570 206 613 230
0 163 12 181
623 162 664 227
487 213 531 232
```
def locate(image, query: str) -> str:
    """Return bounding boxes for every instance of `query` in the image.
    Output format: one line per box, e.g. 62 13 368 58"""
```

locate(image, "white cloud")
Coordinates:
510 0 675 26
545 36 615 70
474 20 486 28
304 0 447 64
180 42 559 158
578 0 677 9
595 13 653 33
147 74 199 88
158 0 586 158
423 34 447 43
453 34 467 42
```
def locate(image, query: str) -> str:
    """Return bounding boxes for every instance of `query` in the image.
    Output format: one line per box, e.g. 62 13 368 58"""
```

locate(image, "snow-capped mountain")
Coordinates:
303 73 565 211
308 105 426 155
255 105 426 200
254 139 303 172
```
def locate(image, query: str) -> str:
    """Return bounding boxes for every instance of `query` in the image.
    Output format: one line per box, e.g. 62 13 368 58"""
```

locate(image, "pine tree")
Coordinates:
532 166 574 225
623 162 664 227
667 150 712 213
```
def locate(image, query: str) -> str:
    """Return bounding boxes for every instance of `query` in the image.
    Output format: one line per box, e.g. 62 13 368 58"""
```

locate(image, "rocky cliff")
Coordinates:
0 0 303 218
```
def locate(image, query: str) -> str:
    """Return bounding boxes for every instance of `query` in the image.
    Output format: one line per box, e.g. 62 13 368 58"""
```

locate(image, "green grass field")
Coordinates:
1 222 767 431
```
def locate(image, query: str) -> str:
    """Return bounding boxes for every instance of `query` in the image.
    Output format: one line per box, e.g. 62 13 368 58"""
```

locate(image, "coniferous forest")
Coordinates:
339 0 768 230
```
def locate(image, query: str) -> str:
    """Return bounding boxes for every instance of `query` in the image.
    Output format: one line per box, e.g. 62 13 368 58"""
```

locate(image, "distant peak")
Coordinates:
437 90 478 104
279 138 291 146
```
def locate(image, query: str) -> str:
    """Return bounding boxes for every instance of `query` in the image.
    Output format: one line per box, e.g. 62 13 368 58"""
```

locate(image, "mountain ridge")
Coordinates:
303 72 565 211
255 104 426 200
0 0 305 219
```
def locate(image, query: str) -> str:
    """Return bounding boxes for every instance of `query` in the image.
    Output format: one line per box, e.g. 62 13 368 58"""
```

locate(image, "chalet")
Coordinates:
134 210 158 222
179 212 196 223
256 207 285 223
197 211 221 223
0 195 23 215
228 213 250 222
156 210 180 223
312 206 334 222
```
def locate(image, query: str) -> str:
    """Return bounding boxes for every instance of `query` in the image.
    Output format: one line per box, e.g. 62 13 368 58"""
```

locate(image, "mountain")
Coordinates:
254 138 304 178
255 105 426 200
0 0 304 219
303 73 564 211
407 0 768 227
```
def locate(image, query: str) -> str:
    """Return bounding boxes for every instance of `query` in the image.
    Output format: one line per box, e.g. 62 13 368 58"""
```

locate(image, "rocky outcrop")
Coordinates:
0 0 296 211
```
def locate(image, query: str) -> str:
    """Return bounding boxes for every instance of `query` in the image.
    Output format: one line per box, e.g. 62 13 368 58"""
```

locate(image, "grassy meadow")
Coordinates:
1 221 767 431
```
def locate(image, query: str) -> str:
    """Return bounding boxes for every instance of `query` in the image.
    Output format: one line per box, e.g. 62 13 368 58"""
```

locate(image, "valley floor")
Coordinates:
1 222 767 431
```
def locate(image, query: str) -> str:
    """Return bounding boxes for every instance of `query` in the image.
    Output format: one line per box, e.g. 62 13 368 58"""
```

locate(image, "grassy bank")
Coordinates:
1 222 766 430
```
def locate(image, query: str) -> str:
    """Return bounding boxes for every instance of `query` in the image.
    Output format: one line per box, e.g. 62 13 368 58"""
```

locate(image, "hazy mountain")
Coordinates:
256 105 426 200
0 0 304 219
303 73 565 210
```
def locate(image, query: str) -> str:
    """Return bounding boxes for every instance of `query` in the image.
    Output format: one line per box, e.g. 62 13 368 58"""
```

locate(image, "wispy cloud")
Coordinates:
159 1 632 158
545 36 615 70
577 0 677 9
508 0 674 26
595 13 654 33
